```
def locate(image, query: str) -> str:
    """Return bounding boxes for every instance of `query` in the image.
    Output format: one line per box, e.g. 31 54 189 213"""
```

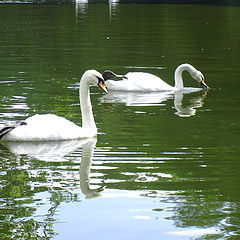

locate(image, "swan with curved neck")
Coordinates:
103 63 209 91
0 70 108 141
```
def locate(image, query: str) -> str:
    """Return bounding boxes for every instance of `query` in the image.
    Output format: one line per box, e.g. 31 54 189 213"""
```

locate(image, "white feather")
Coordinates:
1 70 106 141
106 64 206 92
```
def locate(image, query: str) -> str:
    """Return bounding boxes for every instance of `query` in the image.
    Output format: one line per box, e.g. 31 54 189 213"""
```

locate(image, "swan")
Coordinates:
103 63 209 92
0 70 108 141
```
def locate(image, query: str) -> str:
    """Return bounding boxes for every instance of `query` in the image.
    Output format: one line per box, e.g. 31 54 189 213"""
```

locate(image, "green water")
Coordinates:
0 3 240 239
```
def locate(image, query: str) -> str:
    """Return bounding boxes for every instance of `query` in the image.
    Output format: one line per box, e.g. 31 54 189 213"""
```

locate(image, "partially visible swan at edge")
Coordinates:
103 63 209 92
0 70 108 141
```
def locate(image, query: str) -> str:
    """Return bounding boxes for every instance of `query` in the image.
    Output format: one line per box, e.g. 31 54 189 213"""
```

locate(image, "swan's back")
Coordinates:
3 114 92 141
106 72 173 91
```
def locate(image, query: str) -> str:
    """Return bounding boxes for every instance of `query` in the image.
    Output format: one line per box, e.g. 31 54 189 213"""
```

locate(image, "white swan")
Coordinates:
103 63 209 92
0 70 108 141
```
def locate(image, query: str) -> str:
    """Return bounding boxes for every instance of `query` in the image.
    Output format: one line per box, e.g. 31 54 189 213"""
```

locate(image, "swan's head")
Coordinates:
83 70 108 94
191 70 209 89
103 70 128 81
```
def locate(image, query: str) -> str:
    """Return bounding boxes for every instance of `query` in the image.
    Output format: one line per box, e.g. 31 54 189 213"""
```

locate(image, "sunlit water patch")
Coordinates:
0 95 29 120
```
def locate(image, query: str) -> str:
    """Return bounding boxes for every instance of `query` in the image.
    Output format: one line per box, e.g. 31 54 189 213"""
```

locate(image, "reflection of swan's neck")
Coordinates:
174 64 195 90
174 91 204 117
79 139 101 198
79 78 96 131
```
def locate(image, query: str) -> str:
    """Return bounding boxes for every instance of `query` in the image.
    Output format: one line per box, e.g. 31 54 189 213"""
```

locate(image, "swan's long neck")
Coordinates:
79 79 96 131
174 64 194 90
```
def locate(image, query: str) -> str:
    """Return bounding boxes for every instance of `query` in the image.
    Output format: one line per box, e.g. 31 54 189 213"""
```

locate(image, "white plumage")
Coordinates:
104 63 208 92
0 70 108 141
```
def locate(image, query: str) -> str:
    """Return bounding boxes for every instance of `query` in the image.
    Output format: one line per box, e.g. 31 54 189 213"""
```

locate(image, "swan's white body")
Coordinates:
1 114 94 141
0 70 107 141
105 64 206 92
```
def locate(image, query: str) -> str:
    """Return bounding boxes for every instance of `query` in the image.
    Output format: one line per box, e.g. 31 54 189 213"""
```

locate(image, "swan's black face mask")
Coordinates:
103 70 128 81
103 70 116 81
97 77 108 94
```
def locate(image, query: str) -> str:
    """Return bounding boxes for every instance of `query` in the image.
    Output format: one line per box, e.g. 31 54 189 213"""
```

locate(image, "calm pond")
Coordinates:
0 2 240 240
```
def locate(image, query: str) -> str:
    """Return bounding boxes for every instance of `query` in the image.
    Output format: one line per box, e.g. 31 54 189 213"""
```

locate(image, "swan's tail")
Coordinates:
0 121 27 140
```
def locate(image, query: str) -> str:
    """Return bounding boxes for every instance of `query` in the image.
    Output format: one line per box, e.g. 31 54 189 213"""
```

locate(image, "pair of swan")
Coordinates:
0 64 208 141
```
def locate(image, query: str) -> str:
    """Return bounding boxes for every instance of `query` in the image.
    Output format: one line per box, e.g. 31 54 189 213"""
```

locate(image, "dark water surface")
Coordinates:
0 3 240 239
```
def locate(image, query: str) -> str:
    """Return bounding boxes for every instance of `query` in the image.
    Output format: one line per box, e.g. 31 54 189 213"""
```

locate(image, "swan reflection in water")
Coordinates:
79 138 105 199
75 0 119 22
109 0 119 21
173 90 207 117
1 137 104 198
75 0 88 21
1 139 88 161
101 88 207 117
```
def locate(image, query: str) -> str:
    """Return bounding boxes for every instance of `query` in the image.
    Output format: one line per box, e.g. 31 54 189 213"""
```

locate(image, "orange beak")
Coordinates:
98 80 108 94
